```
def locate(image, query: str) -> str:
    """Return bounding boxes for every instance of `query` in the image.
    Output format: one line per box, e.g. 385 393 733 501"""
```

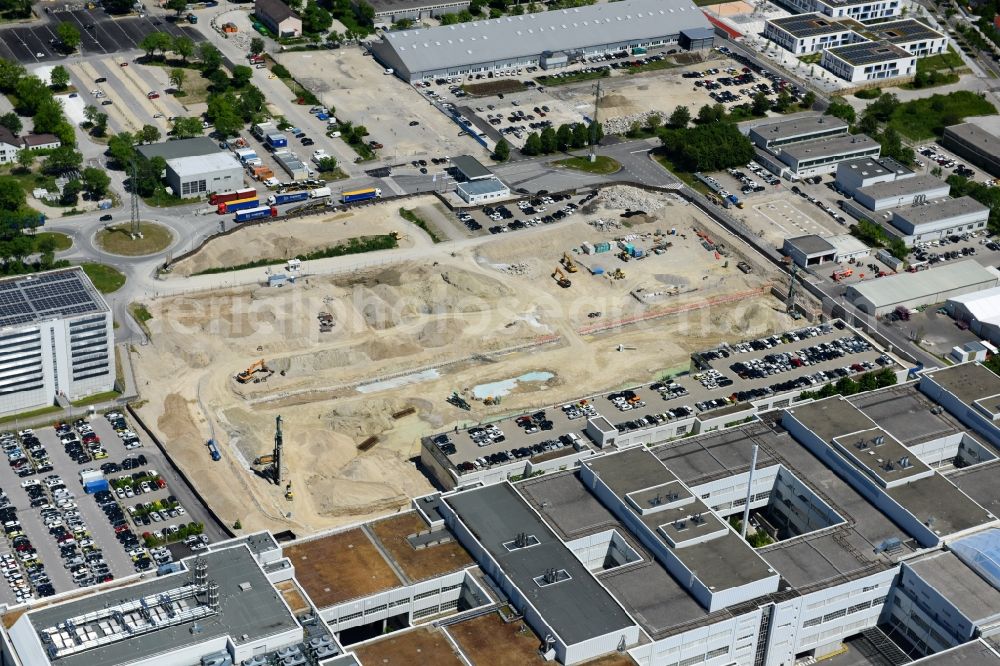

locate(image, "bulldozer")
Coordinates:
552 267 572 288
236 359 272 383
561 252 578 273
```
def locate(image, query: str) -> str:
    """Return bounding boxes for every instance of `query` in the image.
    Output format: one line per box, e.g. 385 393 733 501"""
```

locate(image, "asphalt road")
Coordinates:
0 10 201 64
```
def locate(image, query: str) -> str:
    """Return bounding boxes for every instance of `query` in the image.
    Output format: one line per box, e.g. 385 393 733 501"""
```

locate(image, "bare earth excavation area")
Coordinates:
130 188 795 534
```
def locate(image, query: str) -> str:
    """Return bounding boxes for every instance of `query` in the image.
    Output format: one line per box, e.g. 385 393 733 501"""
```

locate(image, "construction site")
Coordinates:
129 185 798 535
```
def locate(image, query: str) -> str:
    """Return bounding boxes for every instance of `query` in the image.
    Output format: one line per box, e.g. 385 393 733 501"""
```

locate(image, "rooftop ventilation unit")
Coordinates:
242 657 268 666
873 435 885 447
201 653 232 666
898 456 912 469
691 513 705 525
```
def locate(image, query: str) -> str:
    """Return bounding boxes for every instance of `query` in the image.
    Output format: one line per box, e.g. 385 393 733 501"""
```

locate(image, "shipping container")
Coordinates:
234 205 278 222
83 479 110 494
594 242 611 253
581 242 594 255
309 186 332 199
209 187 256 205
217 197 259 214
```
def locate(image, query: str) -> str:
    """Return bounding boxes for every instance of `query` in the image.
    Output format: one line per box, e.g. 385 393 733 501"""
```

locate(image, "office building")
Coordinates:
370 0 713 82
137 138 244 198
889 196 990 245
366 0 471 27
0 268 114 417
820 40 916 83
763 13 859 55
850 173 951 212
864 18 948 56
942 123 1000 179
748 115 848 150
451 154 510 203
778 133 881 177
835 155 913 197
778 0 901 22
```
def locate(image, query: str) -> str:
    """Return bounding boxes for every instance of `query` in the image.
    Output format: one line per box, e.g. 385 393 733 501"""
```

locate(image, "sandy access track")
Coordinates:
130 188 795 535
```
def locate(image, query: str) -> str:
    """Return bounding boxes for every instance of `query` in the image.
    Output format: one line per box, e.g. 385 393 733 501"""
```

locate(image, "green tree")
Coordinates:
572 122 588 148
250 37 265 56
773 88 792 113
231 65 253 88
751 91 770 116
32 99 64 134
169 67 186 92
199 43 222 73
865 92 900 122
588 120 602 145
801 90 816 108
103 0 133 13
15 149 33 173
170 116 203 139
81 166 110 198
0 111 21 134
207 94 243 136
272 63 290 79
0 60 25 94
238 86 266 119
107 132 135 168
92 112 109 138
138 124 161 144
645 112 662 132
659 123 754 172
540 126 556 154
555 124 573 151
316 156 338 172
60 179 82 206
56 22 81 52
0 177 26 211
49 65 70 91
208 69 230 91
522 132 541 156
627 120 643 138
42 146 82 174
165 0 186 14
172 35 194 63
668 105 690 129
356 0 375 23
493 137 510 161
858 113 880 136
139 32 173 58
696 103 723 124
302 0 333 33
825 97 856 124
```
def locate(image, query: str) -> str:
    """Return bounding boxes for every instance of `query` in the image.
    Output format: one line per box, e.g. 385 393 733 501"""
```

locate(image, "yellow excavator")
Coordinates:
611 268 626 280
285 482 294 501
561 252 578 273
236 359 270 383
552 267 572 288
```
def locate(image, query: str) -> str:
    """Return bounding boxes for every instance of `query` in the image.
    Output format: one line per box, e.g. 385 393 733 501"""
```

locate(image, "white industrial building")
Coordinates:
0 268 115 417
845 259 1000 315
749 115 848 150
851 173 952 211
835 155 913 197
820 40 916 83
889 196 990 245
947 286 1000 347
827 232 870 261
137 138 243 199
763 13 860 55
367 0 471 26
451 154 510 203
370 0 714 82
777 133 881 177
749 116 879 178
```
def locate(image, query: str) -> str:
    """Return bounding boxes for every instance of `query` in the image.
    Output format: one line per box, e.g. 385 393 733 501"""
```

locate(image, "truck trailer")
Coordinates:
309 186 332 199
268 191 309 205
217 197 260 214
340 187 381 203
234 205 278 222
209 187 256 206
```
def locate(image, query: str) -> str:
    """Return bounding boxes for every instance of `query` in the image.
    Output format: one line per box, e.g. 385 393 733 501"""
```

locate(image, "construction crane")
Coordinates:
786 262 801 319
552 267 572 288
561 252 578 273
271 416 283 485
236 359 271 383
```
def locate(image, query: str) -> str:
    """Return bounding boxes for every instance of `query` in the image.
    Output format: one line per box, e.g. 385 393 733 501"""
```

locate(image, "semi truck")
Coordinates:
217 197 260 214
207 439 221 462
235 205 278 222
267 191 309 205
209 187 256 206
341 187 381 203
309 186 332 199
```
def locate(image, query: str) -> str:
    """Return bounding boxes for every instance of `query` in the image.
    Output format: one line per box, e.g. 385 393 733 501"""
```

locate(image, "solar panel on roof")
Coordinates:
0 269 105 328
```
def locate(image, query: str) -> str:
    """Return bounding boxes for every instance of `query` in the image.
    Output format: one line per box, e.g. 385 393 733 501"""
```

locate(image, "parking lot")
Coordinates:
0 409 224 605
0 10 202 64
451 189 598 236
432 321 892 475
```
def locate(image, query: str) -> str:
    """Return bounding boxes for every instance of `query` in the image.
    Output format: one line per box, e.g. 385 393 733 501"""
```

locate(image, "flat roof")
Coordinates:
457 178 509 196
378 0 711 74
827 233 870 255
838 156 892 178
912 641 1000 665
855 173 949 202
451 154 493 180
370 0 467 14
25 546 298 666
445 483 635 645
768 12 853 37
824 40 913 66
886 472 993 537
923 363 1000 411
866 18 946 43
136 137 220 161
908 551 1000 622
0 267 109 329
892 196 990 227
168 152 242 177
948 286 1000 326
780 134 880 162
847 260 999 308
367 512 473 583
849 384 963 447
750 115 847 142
945 123 1000 156
785 234 835 256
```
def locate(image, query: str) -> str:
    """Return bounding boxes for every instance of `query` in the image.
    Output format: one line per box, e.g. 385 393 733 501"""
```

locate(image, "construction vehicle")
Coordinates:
236 359 272 383
561 252 578 273
831 268 853 282
284 482 293 501
552 267 572 288
253 454 274 466
611 268 626 280
447 391 471 410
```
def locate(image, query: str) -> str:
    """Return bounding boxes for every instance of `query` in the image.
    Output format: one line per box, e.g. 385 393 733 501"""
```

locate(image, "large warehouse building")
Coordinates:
137 137 244 199
370 0 714 82
845 260 1000 315
942 122 1000 179
0 268 115 416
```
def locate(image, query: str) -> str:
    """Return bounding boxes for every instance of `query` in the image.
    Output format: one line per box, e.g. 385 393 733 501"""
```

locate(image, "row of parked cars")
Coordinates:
56 418 110 465
514 411 554 434
3 429 53 479
692 369 733 390
729 336 872 380
94 488 152 572
0 484 54 601
562 401 597 420
615 406 695 434
699 323 842 362
455 434 581 474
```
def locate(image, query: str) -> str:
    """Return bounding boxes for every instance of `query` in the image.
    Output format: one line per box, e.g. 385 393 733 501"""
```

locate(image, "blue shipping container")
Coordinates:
83 479 110 494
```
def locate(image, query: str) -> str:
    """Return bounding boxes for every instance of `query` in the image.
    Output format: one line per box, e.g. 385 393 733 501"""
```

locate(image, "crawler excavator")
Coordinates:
552 267 572 288
561 252 578 273
236 359 273 383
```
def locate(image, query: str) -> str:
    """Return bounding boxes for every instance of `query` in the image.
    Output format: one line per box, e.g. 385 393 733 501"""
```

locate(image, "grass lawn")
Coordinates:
916 47 965 74
129 302 153 339
0 404 61 426
399 208 442 243
96 222 173 256
888 90 996 139
627 59 679 74
654 151 707 193
901 72 961 90
143 187 200 208
554 155 621 174
32 231 72 252
462 80 525 96
537 68 609 86
78 262 126 293
71 390 121 407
